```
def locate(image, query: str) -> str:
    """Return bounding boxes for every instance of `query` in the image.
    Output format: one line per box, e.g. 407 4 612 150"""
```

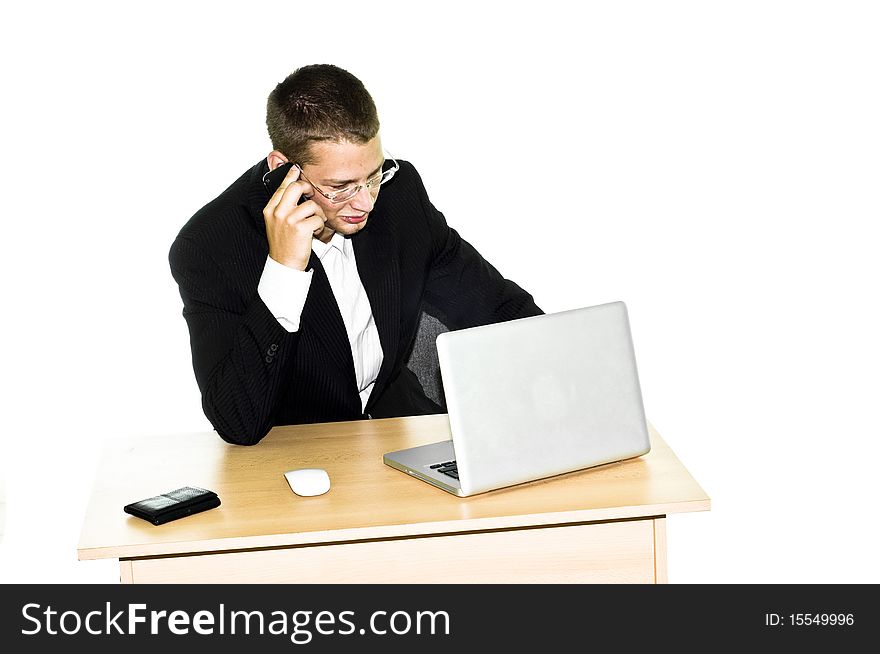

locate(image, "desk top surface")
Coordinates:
78 415 710 560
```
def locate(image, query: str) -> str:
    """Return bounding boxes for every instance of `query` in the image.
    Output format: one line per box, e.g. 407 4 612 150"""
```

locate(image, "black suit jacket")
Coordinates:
169 159 542 445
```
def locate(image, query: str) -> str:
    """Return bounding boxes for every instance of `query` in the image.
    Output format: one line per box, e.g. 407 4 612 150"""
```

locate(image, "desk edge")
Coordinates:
77 497 710 561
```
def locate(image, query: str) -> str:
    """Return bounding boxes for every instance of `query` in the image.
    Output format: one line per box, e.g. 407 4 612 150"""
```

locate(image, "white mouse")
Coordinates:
284 468 330 497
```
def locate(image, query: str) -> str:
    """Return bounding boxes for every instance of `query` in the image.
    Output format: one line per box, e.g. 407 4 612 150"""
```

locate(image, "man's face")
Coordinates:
300 137 385 241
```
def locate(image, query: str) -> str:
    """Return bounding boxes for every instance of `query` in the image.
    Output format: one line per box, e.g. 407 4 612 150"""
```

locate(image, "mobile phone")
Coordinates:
263 161 296 196
123 486 220 526
263 162 311 206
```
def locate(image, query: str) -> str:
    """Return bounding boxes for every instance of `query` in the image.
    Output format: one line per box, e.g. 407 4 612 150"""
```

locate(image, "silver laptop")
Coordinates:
383 301 651 497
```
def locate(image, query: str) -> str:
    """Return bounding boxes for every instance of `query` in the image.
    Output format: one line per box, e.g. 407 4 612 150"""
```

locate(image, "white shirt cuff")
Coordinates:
257 255 313 333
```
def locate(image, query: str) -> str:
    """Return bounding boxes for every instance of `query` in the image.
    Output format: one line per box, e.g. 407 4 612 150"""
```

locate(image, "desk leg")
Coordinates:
653 516 668 584
120 560 134 584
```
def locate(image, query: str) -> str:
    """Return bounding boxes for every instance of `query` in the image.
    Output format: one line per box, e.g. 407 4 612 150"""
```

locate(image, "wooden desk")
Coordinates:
78 415 709 583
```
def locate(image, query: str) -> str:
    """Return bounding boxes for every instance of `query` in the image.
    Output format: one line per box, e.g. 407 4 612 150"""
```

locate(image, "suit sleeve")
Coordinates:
169 236 298 445
411 168 543 328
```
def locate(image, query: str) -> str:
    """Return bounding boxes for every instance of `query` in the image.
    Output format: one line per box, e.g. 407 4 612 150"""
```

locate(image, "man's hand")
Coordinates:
263 165 327 271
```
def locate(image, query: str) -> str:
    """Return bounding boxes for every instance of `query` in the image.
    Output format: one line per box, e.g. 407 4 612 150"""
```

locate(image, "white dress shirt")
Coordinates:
257 232 384 412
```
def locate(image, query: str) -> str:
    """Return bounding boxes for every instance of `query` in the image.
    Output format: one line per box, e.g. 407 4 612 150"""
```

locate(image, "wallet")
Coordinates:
123 486 221 525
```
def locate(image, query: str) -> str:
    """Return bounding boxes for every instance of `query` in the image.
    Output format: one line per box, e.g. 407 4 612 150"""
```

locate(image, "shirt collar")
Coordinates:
311 232 351 260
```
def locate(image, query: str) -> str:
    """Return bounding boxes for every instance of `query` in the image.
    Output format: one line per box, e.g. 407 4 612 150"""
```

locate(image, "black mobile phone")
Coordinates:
123 486 220 526
263 162 311 205
263 161 295 196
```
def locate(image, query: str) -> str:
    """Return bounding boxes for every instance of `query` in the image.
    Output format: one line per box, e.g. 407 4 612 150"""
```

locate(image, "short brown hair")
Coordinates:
266 64 380 165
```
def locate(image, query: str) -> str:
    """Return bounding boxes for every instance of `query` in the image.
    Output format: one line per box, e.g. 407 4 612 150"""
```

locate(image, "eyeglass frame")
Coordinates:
294 153 399 204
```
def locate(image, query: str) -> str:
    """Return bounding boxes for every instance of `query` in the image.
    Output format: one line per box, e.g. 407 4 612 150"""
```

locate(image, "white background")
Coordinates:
1 1 878 584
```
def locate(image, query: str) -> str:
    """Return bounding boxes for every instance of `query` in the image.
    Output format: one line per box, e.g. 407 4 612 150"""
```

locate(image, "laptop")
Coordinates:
383 301 651 497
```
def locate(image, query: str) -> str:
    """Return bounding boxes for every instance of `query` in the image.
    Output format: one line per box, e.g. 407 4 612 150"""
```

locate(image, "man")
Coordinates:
169 64 541 445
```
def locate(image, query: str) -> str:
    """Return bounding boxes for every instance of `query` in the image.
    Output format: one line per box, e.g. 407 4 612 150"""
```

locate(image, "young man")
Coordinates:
169 64 541 445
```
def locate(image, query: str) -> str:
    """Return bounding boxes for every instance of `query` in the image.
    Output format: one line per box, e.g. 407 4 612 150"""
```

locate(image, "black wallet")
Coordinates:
123 486 221 525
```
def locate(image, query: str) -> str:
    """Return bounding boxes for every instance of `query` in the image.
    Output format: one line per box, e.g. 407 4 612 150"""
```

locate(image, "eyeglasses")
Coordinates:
295 154 399 204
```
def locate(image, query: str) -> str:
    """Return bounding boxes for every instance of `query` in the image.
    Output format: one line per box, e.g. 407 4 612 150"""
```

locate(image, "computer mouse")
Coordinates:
284 468 330 497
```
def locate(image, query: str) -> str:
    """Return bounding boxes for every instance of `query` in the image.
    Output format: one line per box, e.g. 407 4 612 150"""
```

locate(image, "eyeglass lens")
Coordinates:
331 164 395 202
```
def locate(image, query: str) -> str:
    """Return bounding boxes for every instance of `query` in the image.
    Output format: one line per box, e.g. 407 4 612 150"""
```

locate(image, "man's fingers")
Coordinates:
307 213 326 236
278 198 321 224
264 164 302 212
274 179 315 217
277 163 301 192
296 204 327 237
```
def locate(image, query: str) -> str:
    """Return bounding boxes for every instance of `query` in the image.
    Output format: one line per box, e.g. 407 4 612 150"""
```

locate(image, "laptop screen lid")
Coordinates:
436 301 650 496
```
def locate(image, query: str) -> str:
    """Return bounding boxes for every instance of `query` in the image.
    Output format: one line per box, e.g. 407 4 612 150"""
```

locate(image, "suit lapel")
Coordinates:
247 158 400 409
353 218 400 409
246 160 357 391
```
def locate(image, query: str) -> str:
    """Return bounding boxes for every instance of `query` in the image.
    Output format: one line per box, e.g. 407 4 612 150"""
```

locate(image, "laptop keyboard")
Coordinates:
429 460 458 480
